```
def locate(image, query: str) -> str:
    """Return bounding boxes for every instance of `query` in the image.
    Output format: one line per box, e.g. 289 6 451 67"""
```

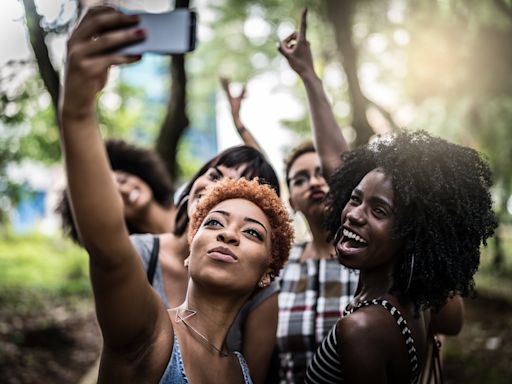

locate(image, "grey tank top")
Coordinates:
131 233 280 352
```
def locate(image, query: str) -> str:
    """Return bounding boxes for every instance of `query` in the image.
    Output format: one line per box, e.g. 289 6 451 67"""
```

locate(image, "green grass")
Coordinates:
0 233 90 296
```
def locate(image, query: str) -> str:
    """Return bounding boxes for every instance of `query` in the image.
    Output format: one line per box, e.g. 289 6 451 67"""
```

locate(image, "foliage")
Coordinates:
0 233 90 295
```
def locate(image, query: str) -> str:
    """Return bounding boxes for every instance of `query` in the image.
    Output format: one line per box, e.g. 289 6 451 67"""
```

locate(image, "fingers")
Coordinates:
299 8 308 41
278 32 297 56
72 6 139 42
80 27 146 58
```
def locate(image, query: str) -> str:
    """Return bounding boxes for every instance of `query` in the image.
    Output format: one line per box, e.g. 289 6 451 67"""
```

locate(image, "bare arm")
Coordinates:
219 77 264 153
243 292 278 384
278 9 349 177
431 295 464 336
60 6 169 354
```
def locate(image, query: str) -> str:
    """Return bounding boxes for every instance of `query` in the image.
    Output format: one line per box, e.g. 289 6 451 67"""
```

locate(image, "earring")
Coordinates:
258 281 266 288
332 226 343 245
184 257 190 268
405 253 415 291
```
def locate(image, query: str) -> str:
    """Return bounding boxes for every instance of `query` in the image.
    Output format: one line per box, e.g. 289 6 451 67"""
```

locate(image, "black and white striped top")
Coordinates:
305 299 420 384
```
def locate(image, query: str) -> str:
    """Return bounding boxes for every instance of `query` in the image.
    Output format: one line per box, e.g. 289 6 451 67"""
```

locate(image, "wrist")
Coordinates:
300 70 321 85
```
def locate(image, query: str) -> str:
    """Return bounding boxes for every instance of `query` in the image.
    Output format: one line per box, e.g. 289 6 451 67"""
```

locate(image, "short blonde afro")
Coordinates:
189 178 294 276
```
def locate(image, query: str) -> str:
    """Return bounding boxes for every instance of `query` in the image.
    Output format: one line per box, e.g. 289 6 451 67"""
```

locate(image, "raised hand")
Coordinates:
62 6 144 118
277 8 315 79
220 76 246 127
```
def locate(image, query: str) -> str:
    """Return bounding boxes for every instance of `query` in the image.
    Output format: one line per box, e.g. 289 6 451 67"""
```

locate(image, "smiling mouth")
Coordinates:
128 189 140 204
337 228 368 250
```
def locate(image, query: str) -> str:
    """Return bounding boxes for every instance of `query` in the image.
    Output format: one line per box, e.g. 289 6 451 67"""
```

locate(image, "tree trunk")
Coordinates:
22 0 60 117
324 0 374 147
155 0 191 183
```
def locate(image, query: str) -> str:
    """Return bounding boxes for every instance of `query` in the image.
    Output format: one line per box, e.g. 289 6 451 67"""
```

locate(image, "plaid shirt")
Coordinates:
277 242 359 383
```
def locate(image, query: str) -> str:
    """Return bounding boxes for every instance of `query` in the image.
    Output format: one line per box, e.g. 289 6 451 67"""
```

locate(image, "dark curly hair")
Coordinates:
325 130 497 311
189 178 293 276
174 145 280 236
56 139 174 244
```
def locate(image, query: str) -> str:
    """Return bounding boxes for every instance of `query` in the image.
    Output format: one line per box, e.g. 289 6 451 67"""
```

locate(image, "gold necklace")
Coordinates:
175 307 230 357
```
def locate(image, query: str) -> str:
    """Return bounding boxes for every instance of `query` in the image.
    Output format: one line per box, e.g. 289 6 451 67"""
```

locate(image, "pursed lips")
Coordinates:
207 246 239 263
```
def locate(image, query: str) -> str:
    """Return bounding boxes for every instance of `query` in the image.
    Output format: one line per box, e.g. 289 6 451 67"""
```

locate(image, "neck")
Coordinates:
177 281 251 353
132 203 175 234
355 265 396 303
305 219 334 260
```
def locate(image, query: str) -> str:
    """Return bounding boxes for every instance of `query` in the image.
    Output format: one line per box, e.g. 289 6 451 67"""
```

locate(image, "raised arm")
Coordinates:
59 6 169 355
278 8 348 177
220 77 264 153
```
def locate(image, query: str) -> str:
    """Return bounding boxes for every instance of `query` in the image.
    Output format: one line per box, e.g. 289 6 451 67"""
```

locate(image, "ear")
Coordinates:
257 268 275 288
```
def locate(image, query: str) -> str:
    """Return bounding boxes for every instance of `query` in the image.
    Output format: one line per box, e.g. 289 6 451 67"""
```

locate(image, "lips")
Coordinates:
207 246 238 263
309 190 326 201
335 227 368 259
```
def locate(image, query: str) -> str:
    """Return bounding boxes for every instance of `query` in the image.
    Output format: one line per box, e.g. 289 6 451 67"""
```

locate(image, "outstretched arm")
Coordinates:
278 8 348 177
60 6 169 355
220 77 264 153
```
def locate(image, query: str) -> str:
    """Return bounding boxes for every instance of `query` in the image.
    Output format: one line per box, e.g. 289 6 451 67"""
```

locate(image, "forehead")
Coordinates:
356 169 394 199
210 198 270 228
288 152 320 175
215 164 248 178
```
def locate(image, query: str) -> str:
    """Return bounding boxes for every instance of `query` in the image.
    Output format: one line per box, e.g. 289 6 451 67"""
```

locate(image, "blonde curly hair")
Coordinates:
189 178 294 276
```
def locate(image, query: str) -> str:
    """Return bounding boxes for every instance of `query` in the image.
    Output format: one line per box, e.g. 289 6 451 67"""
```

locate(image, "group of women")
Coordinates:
59 5 497 384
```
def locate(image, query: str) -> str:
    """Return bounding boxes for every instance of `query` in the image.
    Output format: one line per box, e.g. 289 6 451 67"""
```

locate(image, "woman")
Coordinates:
275 141 359 383
57 138 175 243
305 130 496 383
60 8 295 382
130 145 282 383
61 6 284 382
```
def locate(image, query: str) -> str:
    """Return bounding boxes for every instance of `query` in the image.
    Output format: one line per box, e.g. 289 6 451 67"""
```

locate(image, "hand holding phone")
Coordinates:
120 9 197 55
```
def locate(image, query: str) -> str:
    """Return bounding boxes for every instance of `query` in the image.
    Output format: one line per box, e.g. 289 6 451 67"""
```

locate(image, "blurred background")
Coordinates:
0 0 511 382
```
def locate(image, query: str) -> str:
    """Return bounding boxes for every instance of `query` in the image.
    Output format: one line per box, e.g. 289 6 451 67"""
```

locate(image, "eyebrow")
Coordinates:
212 166 224 176
211 209 268 234
288 166 322 180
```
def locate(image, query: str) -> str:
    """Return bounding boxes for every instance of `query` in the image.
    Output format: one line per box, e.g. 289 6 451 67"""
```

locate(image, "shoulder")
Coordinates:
337 305 397 352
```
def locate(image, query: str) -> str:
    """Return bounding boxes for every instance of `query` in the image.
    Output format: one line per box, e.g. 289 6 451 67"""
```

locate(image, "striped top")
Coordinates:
277 242 359 383
305 299 420 384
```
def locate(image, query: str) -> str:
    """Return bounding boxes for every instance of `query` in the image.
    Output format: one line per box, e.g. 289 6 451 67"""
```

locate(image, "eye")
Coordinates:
203 218 223 227
291 175 308 187
349 194 361 205
244 228 263 241
207 169 222 181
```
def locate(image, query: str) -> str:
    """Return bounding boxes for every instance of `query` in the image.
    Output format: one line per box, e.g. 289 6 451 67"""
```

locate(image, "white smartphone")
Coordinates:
120 9 197 55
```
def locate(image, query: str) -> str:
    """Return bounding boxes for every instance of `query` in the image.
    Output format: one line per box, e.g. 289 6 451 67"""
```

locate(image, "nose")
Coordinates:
345 204 366 225
309 173 325 187
216 229 240 245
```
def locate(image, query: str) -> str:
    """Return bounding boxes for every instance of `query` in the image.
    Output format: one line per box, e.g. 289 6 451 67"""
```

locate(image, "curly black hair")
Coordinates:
325 130 497 311
56 139 174 244
173 145 280 236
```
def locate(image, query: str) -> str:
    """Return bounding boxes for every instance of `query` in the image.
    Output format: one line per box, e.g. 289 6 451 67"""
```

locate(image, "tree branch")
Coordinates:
494 0 512 21
22 0 60 117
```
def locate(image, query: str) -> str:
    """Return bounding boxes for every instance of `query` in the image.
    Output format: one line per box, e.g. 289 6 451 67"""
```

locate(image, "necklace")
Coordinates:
175 307 230 357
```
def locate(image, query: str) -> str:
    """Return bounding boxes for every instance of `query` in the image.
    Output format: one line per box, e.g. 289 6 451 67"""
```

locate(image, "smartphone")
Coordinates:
120 9 197 55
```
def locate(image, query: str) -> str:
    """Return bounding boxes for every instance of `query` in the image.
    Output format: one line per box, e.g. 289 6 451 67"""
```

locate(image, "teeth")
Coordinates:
343 229 367 244
128 189 140 203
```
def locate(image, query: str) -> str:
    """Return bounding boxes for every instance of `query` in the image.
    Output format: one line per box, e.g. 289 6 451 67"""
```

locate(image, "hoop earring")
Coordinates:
332 226 343 246
405 253 415 291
